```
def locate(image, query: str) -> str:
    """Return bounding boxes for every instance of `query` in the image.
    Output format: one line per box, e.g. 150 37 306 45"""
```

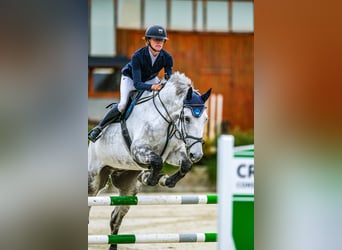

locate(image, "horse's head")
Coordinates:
152 72 211 163
181 87 212 163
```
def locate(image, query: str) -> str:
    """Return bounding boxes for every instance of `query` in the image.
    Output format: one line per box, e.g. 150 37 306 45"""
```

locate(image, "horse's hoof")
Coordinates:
138 172 164 186
167 182 176 188
109 244 117 250
158 174 169 186
146 173 164 186
146 177 158 186
165 178 177 188
137 171 150 185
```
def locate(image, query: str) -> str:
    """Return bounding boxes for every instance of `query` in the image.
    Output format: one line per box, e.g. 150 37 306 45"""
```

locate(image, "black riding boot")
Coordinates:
88 104 121 142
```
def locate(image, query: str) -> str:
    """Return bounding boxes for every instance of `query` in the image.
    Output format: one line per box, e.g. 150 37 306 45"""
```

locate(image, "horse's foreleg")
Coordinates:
132 146 163 186
163 158 192 188
144 152 163 186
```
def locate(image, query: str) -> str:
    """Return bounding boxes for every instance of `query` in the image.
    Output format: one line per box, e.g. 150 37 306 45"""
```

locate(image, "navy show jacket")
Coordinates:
121 46 173 91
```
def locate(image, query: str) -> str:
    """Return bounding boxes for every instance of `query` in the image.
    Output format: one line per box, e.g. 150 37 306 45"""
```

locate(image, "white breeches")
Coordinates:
118 75 159 112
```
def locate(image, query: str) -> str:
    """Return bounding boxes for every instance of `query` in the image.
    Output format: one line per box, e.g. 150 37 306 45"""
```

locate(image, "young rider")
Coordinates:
88 25 173 142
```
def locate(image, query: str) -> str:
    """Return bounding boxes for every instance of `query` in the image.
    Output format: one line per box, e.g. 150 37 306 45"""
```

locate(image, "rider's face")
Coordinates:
149 38 165 52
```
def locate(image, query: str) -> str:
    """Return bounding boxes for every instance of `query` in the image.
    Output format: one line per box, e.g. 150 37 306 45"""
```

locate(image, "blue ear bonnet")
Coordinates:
184 92 206 118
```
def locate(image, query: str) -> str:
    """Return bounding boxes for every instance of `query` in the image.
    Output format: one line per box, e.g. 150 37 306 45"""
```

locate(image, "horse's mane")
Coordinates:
167 71 192 96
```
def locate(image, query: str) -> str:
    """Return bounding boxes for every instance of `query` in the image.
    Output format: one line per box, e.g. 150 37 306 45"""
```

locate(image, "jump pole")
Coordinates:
88 233 217 244
88 194 217 206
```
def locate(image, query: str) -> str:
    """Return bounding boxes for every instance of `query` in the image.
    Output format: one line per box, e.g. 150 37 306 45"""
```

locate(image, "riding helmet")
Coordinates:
145 25 168 40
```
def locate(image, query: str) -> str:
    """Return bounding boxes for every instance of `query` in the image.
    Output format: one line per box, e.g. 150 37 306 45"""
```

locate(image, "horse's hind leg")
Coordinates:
88 166 113 220
108 170 141 250
88 166 113 195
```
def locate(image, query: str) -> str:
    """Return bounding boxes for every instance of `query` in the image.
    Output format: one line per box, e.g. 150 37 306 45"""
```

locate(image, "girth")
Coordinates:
120 90 145 150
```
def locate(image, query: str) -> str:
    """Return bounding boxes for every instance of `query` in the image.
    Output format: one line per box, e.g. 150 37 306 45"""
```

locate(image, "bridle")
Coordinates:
178 106 205 150
135 85 205 156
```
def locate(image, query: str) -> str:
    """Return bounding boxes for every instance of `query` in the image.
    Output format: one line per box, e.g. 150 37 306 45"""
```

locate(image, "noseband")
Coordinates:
178 107 204 151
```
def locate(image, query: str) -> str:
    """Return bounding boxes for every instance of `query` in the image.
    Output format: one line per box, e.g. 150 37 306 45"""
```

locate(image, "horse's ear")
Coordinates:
201 88 212 102
186 87 193 100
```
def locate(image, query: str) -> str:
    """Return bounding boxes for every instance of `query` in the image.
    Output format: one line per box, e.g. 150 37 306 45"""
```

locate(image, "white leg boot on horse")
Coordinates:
88 104 121 142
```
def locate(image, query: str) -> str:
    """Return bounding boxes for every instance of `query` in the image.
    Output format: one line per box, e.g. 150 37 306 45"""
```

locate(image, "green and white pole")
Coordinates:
88 194 217 206
88 233 217 244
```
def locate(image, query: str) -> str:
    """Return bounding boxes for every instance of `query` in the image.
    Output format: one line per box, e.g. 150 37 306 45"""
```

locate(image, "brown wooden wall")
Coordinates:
115 28 254 130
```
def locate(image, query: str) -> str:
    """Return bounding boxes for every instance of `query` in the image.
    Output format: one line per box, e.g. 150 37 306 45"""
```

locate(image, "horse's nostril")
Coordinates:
189 153 203 163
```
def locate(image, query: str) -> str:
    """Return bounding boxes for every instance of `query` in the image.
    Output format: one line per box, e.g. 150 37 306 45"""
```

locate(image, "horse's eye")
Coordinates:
185 116 191 123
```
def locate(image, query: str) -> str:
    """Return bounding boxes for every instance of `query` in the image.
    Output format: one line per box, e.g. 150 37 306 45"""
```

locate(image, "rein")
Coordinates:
126 83 204 158
151 89 183 156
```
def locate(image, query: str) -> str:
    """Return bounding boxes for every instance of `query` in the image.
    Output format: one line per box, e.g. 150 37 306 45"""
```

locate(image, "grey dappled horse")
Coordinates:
88 72 211 250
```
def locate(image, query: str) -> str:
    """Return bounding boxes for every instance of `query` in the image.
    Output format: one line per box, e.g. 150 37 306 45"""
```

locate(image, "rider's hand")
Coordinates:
151 83 163 91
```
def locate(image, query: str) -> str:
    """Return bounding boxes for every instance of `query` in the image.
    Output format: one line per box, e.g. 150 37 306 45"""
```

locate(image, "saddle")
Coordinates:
106 90 145 122
106 90 145 150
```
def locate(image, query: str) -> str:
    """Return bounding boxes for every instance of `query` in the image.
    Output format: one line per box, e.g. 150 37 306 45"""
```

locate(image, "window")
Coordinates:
196 0 203 30
91 68 121 93
117 0 141 28
89 0 254 55
89 0 114 55
207 1 229 31
145 0 167 28
170 0 192 30
232 1 254 32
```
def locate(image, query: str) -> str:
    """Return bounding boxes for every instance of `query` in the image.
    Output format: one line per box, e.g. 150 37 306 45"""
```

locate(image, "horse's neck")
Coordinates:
158 83 186 108
134 81 188 123
129 84 186 133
